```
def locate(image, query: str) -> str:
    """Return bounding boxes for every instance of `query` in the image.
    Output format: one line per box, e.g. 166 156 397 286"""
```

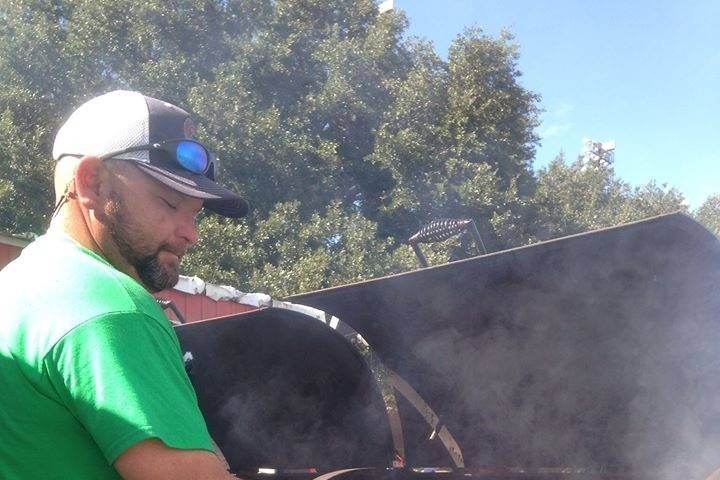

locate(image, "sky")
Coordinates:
397 0 720 209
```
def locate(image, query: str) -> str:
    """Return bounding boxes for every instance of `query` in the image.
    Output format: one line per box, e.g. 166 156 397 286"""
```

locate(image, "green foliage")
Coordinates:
183 202 416 298
534 153 687 238
445 29 539 190
0 0 697 296
695 196 720 237
370 29 541 253
0 95 54 234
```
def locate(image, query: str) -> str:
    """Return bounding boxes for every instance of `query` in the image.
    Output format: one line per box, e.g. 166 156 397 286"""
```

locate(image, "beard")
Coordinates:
104 191 181 292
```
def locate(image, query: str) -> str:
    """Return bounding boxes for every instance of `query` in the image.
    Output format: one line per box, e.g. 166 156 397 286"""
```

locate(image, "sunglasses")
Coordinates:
99 139 216 179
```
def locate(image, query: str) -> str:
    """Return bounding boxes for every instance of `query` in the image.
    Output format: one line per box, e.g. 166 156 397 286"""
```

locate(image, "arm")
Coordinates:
47 313 226 474
706 468 720 480
115 438 237 480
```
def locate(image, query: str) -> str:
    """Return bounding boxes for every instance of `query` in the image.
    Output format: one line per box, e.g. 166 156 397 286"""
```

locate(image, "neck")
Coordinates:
48 208 97 251
48 206 143 285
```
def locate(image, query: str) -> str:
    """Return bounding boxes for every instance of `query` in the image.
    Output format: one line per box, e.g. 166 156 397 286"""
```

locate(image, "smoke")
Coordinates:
217 366 386 470
184 216 720 478
177 309 393 473
354 216 720 479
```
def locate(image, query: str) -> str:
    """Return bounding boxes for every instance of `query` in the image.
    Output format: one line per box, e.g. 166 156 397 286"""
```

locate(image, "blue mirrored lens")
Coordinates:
176 141 209 174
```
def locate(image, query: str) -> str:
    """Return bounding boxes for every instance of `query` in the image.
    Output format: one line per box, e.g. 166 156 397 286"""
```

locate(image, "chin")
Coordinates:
139 262 180 293
160 266 180 289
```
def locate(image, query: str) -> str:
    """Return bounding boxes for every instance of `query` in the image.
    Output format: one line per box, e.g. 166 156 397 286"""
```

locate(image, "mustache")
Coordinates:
159 242 188 259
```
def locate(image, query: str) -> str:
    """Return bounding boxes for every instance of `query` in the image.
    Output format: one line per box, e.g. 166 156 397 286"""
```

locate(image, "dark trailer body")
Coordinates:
176 213 720 480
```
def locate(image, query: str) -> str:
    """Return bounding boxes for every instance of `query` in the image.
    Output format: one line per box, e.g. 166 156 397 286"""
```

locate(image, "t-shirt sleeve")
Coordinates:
44 311 215 463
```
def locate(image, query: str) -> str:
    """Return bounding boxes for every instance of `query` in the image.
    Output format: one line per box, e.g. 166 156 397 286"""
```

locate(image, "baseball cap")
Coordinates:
52 90 249 218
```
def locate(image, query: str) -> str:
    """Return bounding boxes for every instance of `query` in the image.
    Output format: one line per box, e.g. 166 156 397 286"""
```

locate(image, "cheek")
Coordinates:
109 185 180 244
127 194 172 229
145 205 171 226
142 210 174 245
146 207 186 250
107 193 166 249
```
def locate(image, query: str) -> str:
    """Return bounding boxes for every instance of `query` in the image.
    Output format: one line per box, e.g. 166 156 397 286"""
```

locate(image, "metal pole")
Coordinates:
411 243 429 268
468 220 488 255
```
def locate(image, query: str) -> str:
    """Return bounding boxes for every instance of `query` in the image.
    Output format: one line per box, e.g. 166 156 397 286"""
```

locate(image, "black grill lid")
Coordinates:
175 308 393 472
288 213 720 476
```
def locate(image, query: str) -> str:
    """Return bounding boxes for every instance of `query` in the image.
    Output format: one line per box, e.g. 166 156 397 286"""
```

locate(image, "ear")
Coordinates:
73 156 105 210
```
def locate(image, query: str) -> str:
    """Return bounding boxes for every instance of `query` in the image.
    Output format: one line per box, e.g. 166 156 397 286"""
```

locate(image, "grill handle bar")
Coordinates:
157 298 187 325
408 218 487 267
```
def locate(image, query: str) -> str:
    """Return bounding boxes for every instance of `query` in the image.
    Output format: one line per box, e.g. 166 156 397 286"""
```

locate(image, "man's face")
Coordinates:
99 162 203 292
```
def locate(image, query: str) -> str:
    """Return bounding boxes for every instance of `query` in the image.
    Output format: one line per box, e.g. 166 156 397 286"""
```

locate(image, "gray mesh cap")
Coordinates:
52 90 249 218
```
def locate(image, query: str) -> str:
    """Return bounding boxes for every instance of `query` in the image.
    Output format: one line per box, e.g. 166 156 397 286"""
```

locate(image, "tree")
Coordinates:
184 202 418 297
0 1 73 233
0 0 544 295
534 153 687 239
3 0 691 298
695 196 720 237
186 0 411 219
367 28 541 257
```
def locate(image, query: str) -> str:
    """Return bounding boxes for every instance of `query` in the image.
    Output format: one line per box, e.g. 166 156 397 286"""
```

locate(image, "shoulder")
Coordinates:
51 310 180 365
1 233 169 366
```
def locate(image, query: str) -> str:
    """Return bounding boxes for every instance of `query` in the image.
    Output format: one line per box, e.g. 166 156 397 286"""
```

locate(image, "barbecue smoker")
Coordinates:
174 213 720 480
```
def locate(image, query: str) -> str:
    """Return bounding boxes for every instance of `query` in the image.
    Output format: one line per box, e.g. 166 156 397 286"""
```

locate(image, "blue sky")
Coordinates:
398 0 719 209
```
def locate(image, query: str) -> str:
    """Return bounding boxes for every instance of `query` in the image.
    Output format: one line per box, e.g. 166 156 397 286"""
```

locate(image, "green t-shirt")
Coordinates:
0 232 214 479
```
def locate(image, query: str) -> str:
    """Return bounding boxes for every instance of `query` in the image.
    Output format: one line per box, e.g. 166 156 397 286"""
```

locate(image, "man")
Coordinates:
0 90 247 479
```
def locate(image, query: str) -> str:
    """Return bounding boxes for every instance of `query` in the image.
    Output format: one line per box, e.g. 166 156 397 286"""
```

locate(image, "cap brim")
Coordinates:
134 162 249 218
